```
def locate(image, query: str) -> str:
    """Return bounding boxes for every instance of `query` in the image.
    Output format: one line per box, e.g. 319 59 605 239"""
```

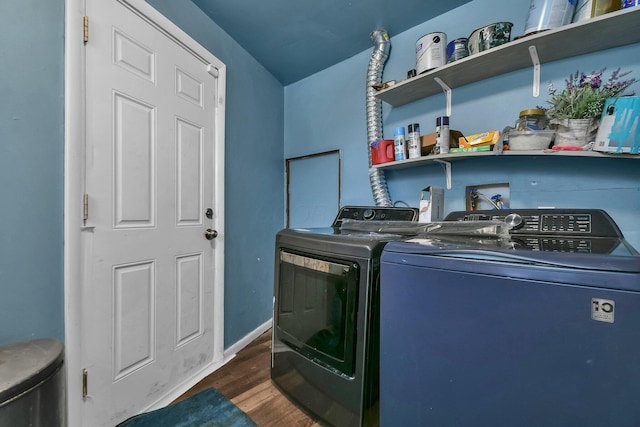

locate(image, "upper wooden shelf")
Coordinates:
374 7 640 107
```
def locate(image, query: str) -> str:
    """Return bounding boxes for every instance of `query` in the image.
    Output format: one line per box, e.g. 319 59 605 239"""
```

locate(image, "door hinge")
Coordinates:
83 194 89 221
83 16 89 44
82 368 88 398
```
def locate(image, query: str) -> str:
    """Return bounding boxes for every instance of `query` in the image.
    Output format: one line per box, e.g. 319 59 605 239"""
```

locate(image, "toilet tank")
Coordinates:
0 339 65 426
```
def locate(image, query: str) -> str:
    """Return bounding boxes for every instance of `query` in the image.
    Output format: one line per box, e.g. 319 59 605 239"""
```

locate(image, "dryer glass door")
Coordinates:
276 249 360 376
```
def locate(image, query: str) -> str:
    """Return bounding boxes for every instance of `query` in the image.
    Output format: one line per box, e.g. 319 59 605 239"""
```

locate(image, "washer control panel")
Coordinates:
444 209 622 238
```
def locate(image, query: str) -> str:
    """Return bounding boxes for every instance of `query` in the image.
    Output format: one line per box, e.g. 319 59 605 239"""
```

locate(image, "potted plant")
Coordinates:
545 68 637 147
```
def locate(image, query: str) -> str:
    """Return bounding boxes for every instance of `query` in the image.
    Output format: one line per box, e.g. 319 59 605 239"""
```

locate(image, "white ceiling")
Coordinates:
191 0 472 85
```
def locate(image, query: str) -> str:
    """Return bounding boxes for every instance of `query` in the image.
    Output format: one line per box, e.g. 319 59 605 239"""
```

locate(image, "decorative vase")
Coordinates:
551 118 599 148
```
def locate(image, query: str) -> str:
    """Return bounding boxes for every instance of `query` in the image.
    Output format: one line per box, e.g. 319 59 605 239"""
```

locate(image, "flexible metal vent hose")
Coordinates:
367 30 392 207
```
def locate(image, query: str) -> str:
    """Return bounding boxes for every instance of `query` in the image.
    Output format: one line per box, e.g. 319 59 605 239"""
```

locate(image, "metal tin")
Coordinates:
591 0 621 16
572 0 593 22
447 38 469 63
468 22 513 55
416 32 446 74
525 0 576 35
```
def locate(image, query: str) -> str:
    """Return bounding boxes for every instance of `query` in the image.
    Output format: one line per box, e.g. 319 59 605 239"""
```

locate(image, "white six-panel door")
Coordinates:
76 1 225 425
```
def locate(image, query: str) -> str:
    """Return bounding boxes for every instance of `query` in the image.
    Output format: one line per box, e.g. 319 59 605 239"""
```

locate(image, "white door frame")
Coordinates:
64 1 226 424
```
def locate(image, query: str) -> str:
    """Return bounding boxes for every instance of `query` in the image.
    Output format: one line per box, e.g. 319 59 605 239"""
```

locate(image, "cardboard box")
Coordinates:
449 145 492 153
594 97 640 154
458 130 501 148
419 186 444 223
421 130 463 155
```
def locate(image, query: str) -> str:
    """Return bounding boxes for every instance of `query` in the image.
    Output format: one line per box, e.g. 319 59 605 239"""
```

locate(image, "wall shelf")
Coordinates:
373 150 639 171
374 7 640 107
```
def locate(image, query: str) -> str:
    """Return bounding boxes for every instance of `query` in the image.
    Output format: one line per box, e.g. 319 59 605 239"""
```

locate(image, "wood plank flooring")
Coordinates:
174 330 322 426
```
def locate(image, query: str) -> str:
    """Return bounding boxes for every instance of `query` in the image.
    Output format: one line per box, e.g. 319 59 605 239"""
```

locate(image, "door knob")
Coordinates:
204 229 218 240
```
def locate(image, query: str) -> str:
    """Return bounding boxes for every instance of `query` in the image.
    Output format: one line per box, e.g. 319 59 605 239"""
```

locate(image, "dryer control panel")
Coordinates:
332 206 419 227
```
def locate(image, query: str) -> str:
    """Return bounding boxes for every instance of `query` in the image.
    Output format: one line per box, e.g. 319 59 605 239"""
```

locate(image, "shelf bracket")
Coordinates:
433 77 452 117
528 45 541 97
433 159 452 189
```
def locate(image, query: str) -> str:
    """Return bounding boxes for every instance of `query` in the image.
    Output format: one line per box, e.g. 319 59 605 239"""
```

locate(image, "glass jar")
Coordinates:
515 108 549 131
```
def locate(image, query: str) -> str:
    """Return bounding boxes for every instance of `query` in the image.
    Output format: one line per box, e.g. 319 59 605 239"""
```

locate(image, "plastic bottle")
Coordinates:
393 127 407 161
436 116 450 154
407 123 421 159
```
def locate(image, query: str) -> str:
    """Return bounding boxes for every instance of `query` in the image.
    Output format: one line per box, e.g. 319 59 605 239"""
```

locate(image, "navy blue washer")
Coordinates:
380 209 640 427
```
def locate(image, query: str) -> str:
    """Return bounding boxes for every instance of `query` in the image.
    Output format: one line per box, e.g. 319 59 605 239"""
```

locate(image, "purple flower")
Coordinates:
605 68 620 89
545 67 637 119
579 70 603 89
578 72 587 88
565 71 576 90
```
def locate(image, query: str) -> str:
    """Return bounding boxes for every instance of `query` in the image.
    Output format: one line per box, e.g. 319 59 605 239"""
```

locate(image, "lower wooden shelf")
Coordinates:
372 149 639 170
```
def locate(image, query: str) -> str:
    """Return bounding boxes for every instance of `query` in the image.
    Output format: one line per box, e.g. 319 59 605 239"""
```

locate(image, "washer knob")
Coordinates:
363 209 375 220
504 213 523 229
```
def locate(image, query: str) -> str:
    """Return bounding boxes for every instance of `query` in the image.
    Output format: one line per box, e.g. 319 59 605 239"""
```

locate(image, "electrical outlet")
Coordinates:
465 183 510 211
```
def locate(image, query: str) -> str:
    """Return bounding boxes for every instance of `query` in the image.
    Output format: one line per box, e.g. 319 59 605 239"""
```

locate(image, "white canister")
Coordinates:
416 32 446 74
407 123 421 159
524 0 577 35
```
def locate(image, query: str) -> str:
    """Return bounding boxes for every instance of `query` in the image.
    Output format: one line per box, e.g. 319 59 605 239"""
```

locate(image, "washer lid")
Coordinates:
0 338 64 402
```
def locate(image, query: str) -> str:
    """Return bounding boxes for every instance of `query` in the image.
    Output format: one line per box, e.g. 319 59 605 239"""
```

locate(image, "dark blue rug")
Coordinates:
118 387 258 427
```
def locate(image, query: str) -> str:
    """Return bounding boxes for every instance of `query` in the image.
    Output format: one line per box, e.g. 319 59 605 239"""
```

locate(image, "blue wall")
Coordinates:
146 0 285 348
1 0 638 351
0 0 284 350
285 0 640 248
0 1 65 345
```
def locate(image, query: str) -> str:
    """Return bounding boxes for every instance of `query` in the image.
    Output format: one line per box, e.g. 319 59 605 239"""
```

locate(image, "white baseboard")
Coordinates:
223 318 273 360
145 358 227 411
145 318 273 411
